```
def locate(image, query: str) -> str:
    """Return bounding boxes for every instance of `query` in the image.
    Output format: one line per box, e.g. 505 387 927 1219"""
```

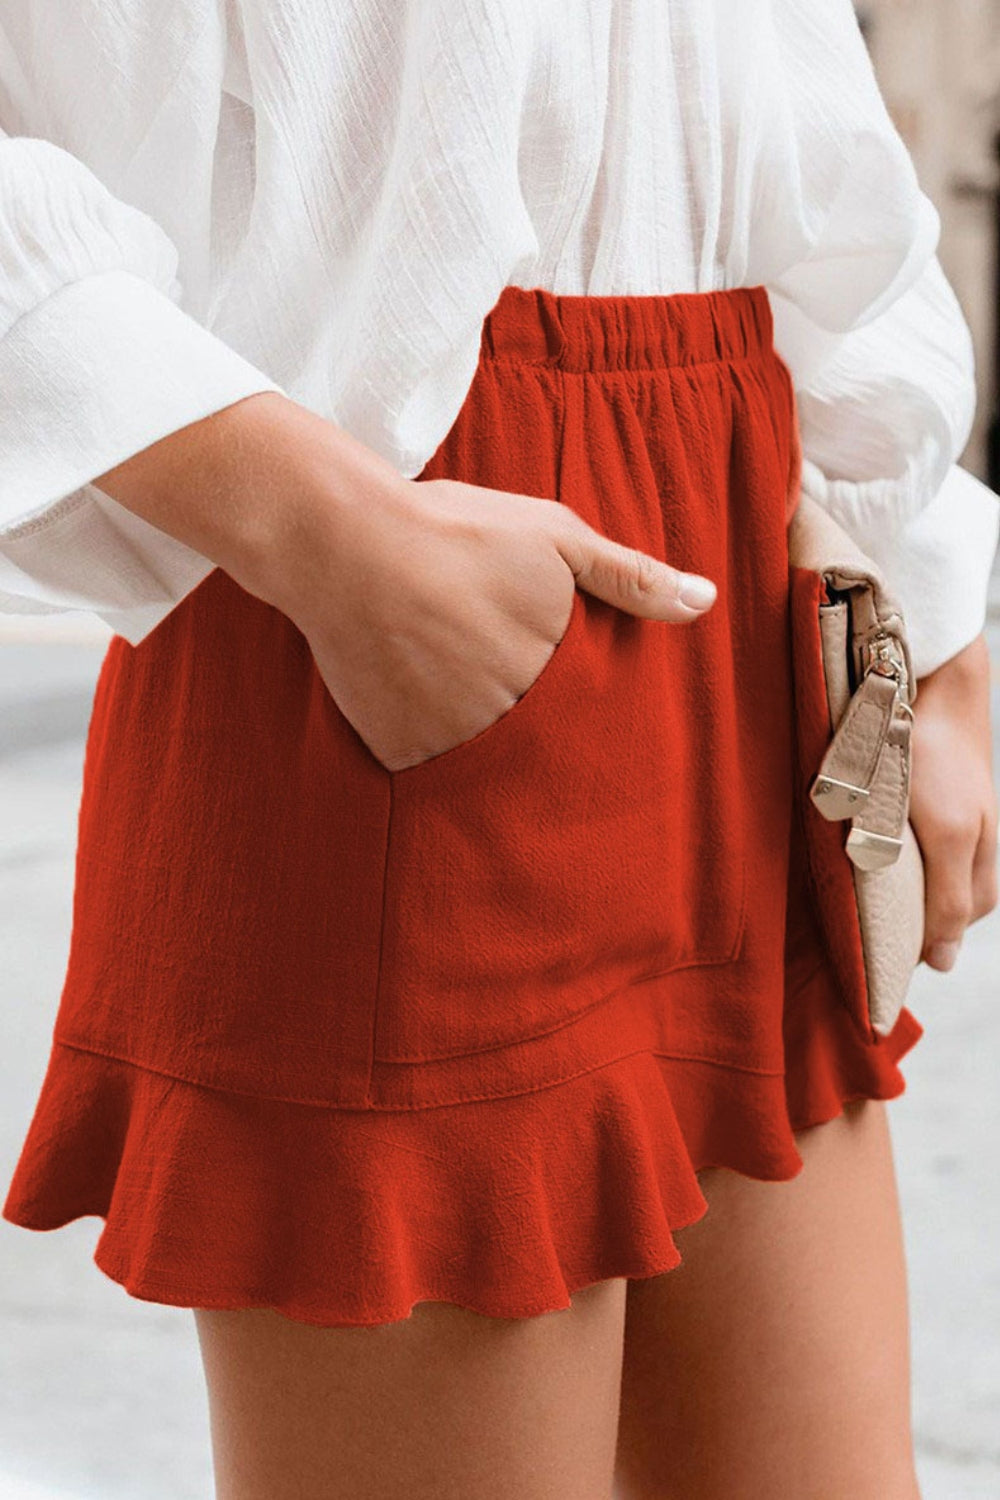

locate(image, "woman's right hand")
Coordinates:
95 391 719 772
279 471 721 770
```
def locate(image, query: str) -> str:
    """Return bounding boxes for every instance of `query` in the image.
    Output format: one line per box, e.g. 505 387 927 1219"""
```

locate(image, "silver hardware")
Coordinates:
811 626 911 829
812 775 870 805
846 825 904 871
863 630 908 700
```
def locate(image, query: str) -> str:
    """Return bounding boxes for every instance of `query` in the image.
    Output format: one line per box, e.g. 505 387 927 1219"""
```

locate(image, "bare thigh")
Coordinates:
194 1279 627 1500
614 1098 920 1500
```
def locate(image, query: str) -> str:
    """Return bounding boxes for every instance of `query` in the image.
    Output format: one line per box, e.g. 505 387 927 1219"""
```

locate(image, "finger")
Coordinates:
919 814 979 970
969 803 1000 923
552 510 717 621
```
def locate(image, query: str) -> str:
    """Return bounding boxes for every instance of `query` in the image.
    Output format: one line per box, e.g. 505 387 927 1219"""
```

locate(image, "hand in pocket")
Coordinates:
286 473 721 773
93 391 719 773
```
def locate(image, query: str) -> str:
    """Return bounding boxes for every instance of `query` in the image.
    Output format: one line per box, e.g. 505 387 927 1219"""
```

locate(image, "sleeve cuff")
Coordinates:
0 267 286 644
0 267 284 529
852 465 1000 680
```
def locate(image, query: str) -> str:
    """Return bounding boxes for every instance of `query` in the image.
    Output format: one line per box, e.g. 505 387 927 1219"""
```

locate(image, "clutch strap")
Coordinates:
788 494 917 874
810 658 913 870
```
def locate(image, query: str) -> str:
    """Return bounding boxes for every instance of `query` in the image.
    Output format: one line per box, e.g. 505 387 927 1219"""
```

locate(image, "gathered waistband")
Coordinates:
479 284 775 374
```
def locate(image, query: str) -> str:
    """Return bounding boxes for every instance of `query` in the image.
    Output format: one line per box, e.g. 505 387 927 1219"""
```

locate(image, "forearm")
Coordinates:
93 390 413 617
916 629 993 733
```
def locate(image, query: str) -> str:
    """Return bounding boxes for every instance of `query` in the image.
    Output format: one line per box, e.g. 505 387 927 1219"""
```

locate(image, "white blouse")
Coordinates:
0 0 996 679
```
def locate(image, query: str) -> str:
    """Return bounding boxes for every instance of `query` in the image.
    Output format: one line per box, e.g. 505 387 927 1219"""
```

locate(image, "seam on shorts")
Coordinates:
49 1035 788 1115
364 775 396 1104
371 927 749 1067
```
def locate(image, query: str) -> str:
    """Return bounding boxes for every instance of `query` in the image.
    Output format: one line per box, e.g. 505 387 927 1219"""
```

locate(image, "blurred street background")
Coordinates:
2 4 1000 1497
859 0 1000 487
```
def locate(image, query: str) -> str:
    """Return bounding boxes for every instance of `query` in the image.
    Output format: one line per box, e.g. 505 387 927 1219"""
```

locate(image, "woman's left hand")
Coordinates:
910 630 999 971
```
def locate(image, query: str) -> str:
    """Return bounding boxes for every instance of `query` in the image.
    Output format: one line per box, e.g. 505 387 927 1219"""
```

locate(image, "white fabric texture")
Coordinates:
0 0 996 675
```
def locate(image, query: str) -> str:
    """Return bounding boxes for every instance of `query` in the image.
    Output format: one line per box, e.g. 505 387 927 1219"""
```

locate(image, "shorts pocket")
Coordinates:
386 583 585 776
372 587 750 1063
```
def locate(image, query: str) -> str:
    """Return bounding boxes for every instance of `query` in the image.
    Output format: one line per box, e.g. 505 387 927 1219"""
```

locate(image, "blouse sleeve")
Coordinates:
778 255 998 679
0 131 284 644
765 0 999 680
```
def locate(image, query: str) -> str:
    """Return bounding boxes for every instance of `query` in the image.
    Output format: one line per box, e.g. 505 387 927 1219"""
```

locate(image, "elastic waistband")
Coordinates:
480 284 774 373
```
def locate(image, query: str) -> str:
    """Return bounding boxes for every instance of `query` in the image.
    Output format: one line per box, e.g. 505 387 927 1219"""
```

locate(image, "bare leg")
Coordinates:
614 1099 920 1500
194 1278 627 1500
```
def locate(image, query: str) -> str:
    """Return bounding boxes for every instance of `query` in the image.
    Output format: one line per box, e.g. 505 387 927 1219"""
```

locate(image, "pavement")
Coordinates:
1 581 999 1500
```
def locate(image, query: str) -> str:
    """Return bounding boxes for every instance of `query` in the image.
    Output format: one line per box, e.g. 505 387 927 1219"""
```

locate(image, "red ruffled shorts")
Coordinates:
3 285 924 1326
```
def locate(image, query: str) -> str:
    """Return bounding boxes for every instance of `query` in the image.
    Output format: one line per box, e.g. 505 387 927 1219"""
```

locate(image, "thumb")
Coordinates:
553 511 717 621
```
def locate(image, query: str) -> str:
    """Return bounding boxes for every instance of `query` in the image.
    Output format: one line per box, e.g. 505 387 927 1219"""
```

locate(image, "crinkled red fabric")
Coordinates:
3 285 924 1326
2 993 922 1328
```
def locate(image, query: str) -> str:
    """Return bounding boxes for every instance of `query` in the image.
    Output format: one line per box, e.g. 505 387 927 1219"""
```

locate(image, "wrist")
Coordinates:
914 630 993 750
917 630 990 694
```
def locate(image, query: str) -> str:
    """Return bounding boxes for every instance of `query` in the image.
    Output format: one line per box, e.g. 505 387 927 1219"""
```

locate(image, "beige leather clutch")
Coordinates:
786 493 925 1037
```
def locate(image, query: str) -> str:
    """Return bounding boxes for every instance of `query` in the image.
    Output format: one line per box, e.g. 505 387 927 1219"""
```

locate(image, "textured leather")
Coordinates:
818 600 850 707
787 493 925 1037
811 669 900 822
855 822 926 1036
849 709 911 858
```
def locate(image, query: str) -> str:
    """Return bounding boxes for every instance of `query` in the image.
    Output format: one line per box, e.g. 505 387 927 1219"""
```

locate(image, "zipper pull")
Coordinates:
809 631 906 824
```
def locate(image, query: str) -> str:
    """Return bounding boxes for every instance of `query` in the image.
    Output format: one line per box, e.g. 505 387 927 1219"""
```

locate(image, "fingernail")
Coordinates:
927 940 961 970
678 573 717 610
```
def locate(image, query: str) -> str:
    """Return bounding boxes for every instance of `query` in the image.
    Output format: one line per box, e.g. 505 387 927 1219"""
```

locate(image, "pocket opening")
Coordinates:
388 586 586 780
